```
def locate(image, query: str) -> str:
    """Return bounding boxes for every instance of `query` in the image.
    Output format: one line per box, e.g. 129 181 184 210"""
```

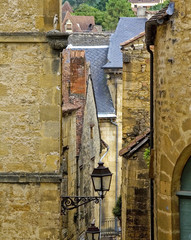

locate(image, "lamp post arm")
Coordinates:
61 196 101 215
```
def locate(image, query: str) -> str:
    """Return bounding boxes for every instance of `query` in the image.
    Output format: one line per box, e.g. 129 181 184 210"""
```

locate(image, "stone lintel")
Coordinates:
0 172 62 183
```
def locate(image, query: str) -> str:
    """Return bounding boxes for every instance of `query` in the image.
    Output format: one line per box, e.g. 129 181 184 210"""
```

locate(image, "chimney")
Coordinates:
70 50 86 96
137 7 146 17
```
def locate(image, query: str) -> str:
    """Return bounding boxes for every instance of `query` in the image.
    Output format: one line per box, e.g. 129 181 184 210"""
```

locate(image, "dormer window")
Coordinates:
65 20 73 32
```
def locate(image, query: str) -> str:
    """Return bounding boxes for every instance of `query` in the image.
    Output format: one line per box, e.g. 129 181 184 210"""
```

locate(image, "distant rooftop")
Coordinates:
103 17 147 69
129 0 160 3
68 45 115 117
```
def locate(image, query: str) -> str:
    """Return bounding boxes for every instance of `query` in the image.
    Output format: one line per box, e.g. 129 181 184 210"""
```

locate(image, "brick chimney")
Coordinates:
70 50 86 96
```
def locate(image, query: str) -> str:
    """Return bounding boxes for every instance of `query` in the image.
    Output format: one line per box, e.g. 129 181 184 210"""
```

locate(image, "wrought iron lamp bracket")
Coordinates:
61 196 101 215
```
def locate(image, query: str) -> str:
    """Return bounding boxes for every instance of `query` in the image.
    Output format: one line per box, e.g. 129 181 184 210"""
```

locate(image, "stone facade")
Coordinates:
121 34 150 145
120 34 151 240
62 49 101 239
0 1 67 239
145 1 191 239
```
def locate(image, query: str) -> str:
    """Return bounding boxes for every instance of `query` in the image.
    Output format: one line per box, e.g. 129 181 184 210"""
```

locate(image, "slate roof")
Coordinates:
103 17 147 69
68 46 115 117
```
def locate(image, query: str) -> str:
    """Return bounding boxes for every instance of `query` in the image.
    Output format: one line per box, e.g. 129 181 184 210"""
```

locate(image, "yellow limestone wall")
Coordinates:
121 36 150 240
153 1 191 239
0 1 64 239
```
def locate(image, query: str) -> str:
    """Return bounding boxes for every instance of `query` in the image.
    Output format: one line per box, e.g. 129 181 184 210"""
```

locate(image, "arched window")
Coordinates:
177 157 191 240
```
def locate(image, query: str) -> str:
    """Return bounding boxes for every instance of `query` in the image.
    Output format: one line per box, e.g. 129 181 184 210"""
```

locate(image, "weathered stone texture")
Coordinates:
68 33 111 46
0 0 60 32
153 2 191 239
122 39 150 145
122 147 150 240
0 42 61 173
121 36 150 240
0 183 61 239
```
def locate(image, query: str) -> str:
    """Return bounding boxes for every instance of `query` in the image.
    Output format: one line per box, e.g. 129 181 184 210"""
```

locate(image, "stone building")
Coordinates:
145 1 191 239
62 49 101 240
62 1 99 33
0 0 69 239
119 32 151 240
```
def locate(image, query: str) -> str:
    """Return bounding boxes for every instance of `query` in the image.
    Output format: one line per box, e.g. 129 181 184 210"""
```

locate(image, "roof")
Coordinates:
62 1 73 13
119 130 150 158
73 16 95 32
103 17 147 69
62 11 97 33
68 45 115 117
145 2 175 45
121 31 145 46
129 0 159 3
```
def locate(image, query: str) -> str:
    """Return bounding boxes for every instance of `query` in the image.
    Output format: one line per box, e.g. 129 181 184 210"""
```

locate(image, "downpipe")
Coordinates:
147 45 154 240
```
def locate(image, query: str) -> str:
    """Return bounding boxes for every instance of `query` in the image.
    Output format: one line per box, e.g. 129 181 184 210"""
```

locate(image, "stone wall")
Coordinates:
0 1 64 239
153 1 191 239
62 49 101 239
0 183 61 239
121 145 150 240
121 35 150 240
122 37 150 145
0 0 60 32
78 77 101 236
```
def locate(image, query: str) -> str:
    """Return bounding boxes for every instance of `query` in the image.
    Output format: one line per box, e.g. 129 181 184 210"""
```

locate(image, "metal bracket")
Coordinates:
61 196 101 215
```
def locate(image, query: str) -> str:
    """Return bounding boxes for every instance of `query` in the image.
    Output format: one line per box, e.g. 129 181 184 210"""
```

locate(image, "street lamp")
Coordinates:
91 162 112 199
61 162 112 214
86 221 100 240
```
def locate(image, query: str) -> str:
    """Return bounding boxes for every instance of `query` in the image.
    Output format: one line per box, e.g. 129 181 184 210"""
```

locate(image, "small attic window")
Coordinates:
88 24 93 31
66 23 72 30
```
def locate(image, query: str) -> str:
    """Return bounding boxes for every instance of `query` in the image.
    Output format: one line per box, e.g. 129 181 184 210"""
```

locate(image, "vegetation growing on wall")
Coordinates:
112 195 122 221
143 148 150 167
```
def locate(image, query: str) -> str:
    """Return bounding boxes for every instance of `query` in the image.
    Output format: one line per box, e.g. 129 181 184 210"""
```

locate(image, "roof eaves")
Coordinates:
120 31 145 46
119 130 150 158
145 2 175 46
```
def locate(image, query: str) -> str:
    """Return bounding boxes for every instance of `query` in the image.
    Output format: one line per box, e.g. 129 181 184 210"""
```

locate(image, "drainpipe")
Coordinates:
110 120 119 234
147 45 154 240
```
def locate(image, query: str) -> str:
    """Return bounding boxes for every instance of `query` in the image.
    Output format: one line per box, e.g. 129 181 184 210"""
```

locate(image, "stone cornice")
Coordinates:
0 32 47 43
0 172 62 183
0 31 69 51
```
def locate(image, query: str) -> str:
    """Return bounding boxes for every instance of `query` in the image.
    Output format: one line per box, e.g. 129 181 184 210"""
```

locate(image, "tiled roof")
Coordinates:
103 17 147 69
119 130 150 157
62 11 97 33
62 1 73 13
145 3 175 45
68 46 115 117
72 16 95 31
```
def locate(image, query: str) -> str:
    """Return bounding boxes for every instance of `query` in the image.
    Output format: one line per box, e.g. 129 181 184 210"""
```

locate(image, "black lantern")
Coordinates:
86 222 100 240
91 162 112 199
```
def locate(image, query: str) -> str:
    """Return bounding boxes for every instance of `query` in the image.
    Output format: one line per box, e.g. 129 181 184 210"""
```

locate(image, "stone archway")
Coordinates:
171 144 191 240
